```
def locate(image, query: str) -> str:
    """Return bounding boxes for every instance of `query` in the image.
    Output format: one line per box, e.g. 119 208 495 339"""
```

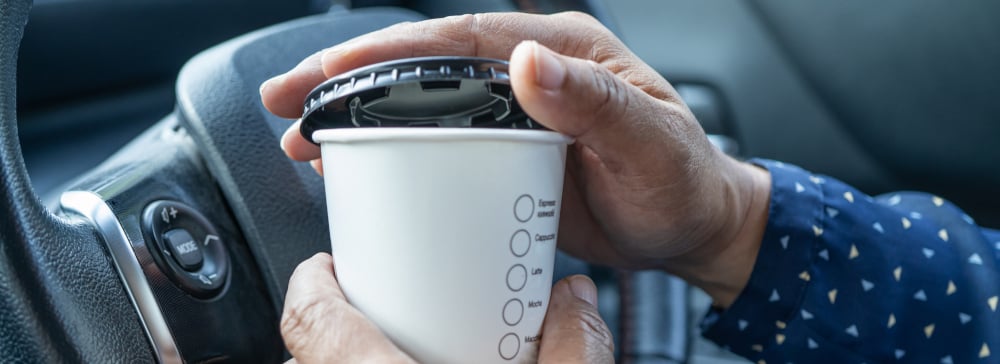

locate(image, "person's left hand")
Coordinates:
281 253 614 363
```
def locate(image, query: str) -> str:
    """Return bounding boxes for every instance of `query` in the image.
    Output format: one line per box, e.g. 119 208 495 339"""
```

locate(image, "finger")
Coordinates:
261 12 646 122
554 161 654 269
268 12 594 158
309 159 324 176
281 253 412 363
538 275 614 363
509 40 705 177
269 12 614 169
261 50 330 119
317 12 605 79
280 119 321 161
512 40 727 259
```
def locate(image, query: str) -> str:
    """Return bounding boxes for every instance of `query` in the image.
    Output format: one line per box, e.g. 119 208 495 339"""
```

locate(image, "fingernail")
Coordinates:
532 41 566 90
320 46 347 64
567 275 598 307
280 120 300 152
310 159 325 176
260 73 285 96
320 46 355 77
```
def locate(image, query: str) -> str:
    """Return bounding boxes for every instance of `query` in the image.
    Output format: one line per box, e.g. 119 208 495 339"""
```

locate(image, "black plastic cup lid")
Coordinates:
299 56 545 144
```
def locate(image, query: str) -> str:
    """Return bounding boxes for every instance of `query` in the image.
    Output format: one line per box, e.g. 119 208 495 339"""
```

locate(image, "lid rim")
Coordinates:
312 128 573 145
300 56 544 145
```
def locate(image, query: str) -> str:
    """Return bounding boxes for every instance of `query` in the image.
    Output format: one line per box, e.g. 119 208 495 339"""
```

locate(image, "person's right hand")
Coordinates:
260 12 772 307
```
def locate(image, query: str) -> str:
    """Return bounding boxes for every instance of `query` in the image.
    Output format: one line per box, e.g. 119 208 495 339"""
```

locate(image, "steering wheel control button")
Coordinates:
506 264 527 292
197 274 212 285
142 200 230 299
514 194 534 223
498 333 520 360
163 228 204 271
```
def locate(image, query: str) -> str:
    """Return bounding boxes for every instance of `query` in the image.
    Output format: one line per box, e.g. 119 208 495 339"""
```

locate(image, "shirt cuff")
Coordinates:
700 159 824 360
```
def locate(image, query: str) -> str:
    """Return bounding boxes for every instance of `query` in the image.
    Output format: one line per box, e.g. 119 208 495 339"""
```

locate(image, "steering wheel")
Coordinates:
0 0 151 361
0 0 418 360
1 1 691 362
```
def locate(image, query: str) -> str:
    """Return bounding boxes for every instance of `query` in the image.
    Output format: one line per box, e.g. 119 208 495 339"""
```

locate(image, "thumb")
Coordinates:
509 41 706 176
539 275 615 363
281 253 413 363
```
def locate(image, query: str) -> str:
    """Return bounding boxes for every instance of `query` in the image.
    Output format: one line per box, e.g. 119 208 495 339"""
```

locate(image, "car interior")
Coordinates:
2 0 997 363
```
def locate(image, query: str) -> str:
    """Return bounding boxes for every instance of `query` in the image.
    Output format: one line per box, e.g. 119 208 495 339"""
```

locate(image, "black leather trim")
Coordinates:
0 0 154 361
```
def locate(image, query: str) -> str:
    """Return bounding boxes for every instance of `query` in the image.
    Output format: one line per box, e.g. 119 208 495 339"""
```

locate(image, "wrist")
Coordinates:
663 156 771 308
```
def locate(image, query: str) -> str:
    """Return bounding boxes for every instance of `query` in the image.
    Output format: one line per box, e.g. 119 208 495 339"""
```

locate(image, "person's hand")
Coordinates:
281 253 614 363
260 12 771 307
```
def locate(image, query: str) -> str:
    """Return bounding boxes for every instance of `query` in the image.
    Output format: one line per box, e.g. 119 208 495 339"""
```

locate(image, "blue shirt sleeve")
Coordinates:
700 160 1000 363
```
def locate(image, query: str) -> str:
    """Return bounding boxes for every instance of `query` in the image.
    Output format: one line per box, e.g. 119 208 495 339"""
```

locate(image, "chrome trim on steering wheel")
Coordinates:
60 191 182 364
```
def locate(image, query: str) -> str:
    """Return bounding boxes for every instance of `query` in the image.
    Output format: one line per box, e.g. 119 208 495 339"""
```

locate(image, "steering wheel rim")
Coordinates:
0 0 157 361
1 3 433 362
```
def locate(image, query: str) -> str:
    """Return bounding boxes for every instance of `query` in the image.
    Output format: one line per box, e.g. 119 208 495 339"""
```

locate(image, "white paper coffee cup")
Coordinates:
315 128 572 363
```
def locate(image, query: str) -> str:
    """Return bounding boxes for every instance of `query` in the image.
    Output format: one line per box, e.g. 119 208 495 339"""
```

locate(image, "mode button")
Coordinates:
163 228 204 271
